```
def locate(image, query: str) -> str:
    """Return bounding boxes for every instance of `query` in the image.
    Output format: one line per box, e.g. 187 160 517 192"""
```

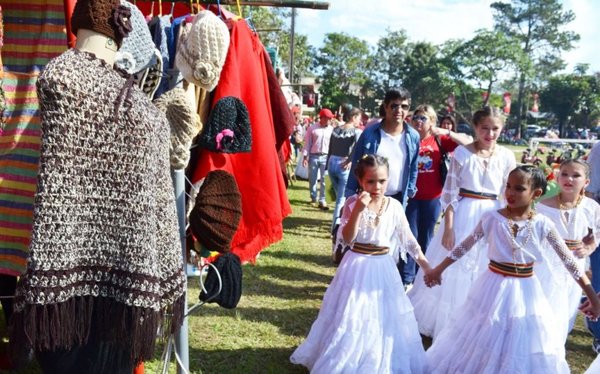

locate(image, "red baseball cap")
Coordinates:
319 108 334 119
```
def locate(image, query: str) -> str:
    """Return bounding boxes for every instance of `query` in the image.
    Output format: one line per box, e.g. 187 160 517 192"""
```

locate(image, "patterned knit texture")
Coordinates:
10 48 185 363
71 0 130 47
154 87 202 169
0 0 68 276
189 170 242 253
175 10 230 91
115 0 156 74
197 96 252 153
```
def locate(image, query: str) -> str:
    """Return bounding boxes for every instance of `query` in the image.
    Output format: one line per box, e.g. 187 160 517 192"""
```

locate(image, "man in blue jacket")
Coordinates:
344 87 420 286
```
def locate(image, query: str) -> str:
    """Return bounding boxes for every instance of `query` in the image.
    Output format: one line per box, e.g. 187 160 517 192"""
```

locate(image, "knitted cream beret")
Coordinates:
115 0 156 74
153 87 202 169
71 0 132 48
175 10 230 91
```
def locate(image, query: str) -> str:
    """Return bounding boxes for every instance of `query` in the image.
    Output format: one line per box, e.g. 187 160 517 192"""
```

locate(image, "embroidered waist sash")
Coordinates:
459 188 498 200
564 239 582 250
488 260 534 278
351 243 389 256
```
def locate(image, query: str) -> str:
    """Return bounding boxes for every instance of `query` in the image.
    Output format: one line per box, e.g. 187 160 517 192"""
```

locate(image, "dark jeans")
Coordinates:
399 197 441 285
587 243 600 341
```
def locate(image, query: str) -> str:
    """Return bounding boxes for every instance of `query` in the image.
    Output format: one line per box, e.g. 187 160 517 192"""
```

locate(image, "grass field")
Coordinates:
8 143 599 373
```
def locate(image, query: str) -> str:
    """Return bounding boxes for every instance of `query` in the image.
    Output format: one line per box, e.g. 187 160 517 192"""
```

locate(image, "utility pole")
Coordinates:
289 8 296 84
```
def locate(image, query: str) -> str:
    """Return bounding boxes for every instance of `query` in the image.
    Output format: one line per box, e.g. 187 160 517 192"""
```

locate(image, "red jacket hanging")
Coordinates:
191 19 291 263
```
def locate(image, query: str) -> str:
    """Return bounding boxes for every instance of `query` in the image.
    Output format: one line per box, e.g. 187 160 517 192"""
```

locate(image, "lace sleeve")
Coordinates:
546 227 585 280
395 204 421 261
440 154 461 212
448 219 485 260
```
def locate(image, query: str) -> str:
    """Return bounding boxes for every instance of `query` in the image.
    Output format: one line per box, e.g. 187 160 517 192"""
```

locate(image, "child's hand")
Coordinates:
580 297 600 321
356 191 372 210
424 267 442 288
574 241 596 258
442 228 455 251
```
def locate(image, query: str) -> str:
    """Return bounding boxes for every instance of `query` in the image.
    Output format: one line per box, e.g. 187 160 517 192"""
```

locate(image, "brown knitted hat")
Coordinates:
189 170 242 253
71 0 132 47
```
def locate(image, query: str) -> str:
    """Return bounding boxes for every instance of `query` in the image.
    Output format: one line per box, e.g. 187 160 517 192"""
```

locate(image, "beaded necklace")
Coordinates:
557 192 583 226
505 208 535 263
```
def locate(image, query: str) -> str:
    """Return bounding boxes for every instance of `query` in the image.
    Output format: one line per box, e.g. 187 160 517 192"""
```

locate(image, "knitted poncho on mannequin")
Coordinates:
9 48 185 365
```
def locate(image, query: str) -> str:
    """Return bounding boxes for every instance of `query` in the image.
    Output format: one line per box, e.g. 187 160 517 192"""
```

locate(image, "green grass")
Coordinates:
5 147 598 373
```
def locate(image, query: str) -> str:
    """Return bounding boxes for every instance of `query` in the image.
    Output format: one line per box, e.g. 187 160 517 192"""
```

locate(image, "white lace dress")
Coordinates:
290 196 426 374
408 145 516 338
536 197 600 342
426 211 580 374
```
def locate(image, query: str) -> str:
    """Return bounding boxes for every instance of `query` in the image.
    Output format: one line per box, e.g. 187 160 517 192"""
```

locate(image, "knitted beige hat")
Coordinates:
175 10 230 91
154 87 202 169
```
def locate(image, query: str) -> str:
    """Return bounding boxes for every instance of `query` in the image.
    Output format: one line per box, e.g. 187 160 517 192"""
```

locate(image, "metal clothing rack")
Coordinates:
163 0 329 9
163 2 328 372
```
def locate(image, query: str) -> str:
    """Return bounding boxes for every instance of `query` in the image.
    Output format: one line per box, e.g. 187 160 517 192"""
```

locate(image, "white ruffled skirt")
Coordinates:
290 250 426 374
408 196 500 338
426 270 569 374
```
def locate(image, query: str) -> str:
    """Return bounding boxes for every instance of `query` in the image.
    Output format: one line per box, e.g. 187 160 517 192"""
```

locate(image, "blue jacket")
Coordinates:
344 121 420 206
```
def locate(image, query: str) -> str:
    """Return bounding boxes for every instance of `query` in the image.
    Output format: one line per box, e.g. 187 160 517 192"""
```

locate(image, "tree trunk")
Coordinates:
515 72 526 139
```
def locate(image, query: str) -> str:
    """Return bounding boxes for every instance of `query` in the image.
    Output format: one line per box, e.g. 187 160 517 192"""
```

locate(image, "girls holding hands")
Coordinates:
425 165 600 373
409 106 516 338
290 155 432 373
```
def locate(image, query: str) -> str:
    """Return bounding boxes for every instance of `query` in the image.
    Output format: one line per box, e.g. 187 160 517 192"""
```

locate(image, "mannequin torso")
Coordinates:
75 29 118 65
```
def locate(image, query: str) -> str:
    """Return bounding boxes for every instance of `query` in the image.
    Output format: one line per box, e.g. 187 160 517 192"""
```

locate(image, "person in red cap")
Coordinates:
302 108 334 209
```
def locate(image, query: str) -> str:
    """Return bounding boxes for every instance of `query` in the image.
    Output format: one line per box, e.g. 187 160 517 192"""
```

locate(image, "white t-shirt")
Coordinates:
377 129 406 195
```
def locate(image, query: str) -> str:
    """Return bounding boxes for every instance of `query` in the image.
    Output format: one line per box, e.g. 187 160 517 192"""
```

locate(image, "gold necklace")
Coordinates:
474 140 496 184
367 197 387 228
505 208 535 263
557 193 583 227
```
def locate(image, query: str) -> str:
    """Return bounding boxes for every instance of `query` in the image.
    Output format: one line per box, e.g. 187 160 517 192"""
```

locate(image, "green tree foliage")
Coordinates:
398 41 454 108
314 32 371 110
491 0 580 133
539 73 600 136
450 30 526 107
242 6 315 82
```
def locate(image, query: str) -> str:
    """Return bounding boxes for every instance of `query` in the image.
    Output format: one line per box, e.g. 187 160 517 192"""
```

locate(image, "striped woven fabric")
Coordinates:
0 0 67 276
564 239 582 250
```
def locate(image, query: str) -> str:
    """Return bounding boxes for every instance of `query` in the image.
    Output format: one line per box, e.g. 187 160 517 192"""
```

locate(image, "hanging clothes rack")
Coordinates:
153 1 328 372
166 0 329 9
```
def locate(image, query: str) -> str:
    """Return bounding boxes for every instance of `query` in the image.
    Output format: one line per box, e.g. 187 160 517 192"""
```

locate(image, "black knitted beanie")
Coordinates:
197 96 252 153
200 252 242 309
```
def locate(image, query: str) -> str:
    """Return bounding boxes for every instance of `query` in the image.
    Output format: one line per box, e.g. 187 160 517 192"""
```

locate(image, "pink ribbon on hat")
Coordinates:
215 129 234 150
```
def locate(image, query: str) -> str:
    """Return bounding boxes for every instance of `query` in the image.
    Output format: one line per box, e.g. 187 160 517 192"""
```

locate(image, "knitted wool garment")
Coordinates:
9 48 185 364
175 10 230 91
153 87 203 169
200 252 242 309
71 0 132 47
189 170 242 253
114 0 156 74
196 96 252 153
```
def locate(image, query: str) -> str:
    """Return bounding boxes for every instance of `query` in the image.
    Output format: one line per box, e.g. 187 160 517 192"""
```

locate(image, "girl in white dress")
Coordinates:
290 154 433 374
425 165 600 373
537 159 600 342
408 107 516 338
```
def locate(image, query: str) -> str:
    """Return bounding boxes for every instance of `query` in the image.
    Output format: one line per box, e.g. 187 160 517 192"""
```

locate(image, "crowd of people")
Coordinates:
289 86 600 373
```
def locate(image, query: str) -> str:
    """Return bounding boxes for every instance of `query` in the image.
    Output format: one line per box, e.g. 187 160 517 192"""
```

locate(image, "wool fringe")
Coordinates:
9 295 186 368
